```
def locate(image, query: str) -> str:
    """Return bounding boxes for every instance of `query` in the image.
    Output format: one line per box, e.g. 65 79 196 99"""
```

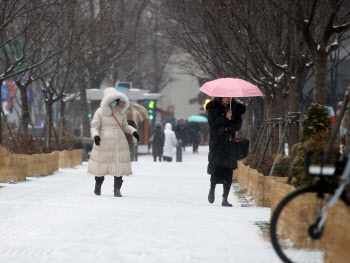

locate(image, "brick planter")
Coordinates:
73 149 83 167
323 201 350 263
234 162 288 207
270 181 324 249
0 155 28 183
28 152 59 177
0 150 82 183
57 149 83 168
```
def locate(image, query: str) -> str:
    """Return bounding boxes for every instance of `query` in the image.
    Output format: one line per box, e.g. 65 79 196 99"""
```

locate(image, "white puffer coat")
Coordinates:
88 88 137 177
163 123 177 158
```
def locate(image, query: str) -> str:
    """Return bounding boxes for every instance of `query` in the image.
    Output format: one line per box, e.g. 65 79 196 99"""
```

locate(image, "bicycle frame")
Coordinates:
315 153 350 232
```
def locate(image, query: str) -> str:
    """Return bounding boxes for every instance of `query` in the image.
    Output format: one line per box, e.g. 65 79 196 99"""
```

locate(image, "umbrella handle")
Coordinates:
230 98 231 111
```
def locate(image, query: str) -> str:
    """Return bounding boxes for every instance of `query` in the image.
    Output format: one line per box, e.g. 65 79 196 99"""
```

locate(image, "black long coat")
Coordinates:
206 99 246 174
152 127 165 157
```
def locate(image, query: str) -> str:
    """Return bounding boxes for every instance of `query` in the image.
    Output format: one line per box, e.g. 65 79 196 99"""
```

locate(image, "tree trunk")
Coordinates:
244 99 253 140
80 88 90 137
346 103 350 155
265 95 274 154
272 91 285 154
313 54 328 105
257 97 264 129
59 100 66 144
0 87 2 145
19 86 30 135
288 76 302 148
44 99 53 149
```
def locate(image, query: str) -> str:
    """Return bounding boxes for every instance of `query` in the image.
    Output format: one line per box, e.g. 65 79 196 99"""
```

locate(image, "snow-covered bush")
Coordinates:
291 105 338 187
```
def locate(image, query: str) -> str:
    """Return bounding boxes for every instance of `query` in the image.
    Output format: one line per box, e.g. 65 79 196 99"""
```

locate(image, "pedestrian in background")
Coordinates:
175 119 185 147
182 120 190 151
88 87 140 197
206 97 246 207
189 122 201 153
150 123 165 162
163 123 177 162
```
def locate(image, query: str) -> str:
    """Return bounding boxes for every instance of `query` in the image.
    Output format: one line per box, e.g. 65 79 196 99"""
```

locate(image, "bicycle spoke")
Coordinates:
270 186 327 263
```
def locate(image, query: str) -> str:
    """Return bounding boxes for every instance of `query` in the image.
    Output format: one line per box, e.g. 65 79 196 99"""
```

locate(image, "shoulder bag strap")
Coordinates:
111 113 122 129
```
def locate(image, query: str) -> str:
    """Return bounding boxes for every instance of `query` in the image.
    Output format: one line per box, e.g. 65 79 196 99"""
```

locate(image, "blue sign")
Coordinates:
1 83 9 99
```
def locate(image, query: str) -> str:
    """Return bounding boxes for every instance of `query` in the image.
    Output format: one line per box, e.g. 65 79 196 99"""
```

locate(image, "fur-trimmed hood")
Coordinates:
100 87 130 116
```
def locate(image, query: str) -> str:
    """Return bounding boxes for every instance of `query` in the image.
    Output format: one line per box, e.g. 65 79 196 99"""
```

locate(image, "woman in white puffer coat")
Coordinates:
162 123 177 162
88 87 139 197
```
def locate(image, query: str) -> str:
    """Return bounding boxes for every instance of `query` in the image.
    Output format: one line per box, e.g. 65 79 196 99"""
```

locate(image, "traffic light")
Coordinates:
149 101 154 109
88 114 92 118
148 101 155 120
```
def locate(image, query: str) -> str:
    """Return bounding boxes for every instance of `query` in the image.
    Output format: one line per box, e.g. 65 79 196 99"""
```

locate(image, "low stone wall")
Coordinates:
235 161 350 256
271 180 323 249
71 149 83 167
28 152 59 177
0 155 28 183
269 181 295 215
56 149 83 169
323 201 350 263
234 162 288 207
0 150 83 183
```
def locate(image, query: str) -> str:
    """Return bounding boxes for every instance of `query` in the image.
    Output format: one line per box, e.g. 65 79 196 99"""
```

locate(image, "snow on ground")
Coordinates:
0 146 281 263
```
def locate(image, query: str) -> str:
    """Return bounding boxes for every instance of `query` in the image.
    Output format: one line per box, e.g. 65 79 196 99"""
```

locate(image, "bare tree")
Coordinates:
76 0 151 137
270 0 350 105
0 0 52 144
162 0 312 150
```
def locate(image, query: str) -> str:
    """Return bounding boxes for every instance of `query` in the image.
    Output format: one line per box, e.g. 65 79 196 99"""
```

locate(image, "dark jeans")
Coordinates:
163 156 172 162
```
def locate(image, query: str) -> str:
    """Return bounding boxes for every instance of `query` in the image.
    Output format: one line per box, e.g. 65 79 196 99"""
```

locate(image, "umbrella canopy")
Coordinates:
199 78 263 98
115 86 128 91
125 103 149 122
188 115 208 122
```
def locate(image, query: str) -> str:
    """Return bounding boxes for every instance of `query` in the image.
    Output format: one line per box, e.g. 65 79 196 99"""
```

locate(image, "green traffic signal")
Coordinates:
149 101 155 109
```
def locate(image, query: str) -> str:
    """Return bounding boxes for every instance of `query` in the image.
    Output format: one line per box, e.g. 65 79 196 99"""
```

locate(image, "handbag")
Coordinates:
224 137 250 160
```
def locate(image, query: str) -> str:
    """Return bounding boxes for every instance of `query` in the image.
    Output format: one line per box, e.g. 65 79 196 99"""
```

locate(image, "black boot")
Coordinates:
94 176 104 195
208 181 216 204
222 183 232 207
114 176 123 197
222 195 233 207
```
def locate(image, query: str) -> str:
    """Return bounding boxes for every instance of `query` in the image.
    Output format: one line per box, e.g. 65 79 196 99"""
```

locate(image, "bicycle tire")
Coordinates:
270 185 327 263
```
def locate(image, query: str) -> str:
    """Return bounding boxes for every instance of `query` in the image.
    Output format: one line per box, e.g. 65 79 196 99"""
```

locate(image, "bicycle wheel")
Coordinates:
270 185 328 263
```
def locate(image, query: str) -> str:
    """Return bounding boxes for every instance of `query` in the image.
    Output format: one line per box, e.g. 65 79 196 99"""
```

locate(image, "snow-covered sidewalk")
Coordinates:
0 146 281 263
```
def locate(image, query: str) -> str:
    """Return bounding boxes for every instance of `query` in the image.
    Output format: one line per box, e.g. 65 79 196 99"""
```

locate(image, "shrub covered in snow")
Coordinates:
291 104 338 187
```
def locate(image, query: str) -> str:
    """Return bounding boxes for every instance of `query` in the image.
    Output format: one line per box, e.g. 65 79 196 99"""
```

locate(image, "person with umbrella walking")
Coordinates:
88 87 140 197
199 78 263 206
206 97 246 206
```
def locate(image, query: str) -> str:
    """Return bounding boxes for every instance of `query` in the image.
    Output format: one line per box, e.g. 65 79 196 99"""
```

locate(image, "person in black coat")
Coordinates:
188 122 201 153
206 97 246 207
151 124 165 162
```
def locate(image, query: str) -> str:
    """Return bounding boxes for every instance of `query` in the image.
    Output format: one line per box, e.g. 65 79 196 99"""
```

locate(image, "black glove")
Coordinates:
94 135 100 146
133 132 139 142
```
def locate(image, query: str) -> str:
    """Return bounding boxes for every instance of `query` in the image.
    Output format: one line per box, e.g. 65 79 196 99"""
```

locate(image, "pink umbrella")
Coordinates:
199 78 263 98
